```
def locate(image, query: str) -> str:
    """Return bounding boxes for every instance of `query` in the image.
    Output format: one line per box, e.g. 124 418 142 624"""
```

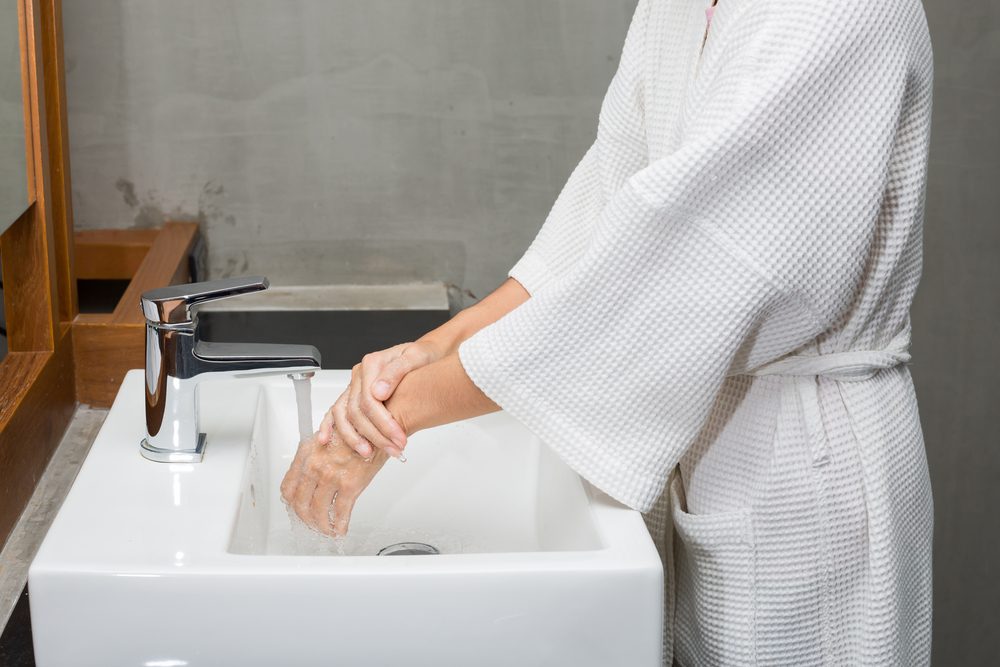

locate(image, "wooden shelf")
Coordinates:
74 228 158 280
71 221 199 406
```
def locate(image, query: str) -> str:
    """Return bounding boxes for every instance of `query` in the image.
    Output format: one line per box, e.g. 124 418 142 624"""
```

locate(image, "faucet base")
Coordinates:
140 433 207 463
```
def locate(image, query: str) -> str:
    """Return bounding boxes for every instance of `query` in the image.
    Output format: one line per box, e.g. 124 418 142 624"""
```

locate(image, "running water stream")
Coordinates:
290 372 314 442
284 372 347 552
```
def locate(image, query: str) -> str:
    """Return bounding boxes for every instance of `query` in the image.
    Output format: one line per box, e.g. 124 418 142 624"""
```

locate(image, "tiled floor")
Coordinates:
0 407 108 665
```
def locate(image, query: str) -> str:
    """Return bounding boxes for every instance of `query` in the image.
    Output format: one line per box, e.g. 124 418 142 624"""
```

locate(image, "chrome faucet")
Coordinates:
139 276 321 463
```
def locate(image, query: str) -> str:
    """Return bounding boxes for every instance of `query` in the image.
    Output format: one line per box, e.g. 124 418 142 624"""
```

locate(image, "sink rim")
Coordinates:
30 370 662 579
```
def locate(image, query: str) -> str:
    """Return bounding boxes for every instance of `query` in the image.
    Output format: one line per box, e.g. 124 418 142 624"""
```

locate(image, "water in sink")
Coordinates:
277 503 477 557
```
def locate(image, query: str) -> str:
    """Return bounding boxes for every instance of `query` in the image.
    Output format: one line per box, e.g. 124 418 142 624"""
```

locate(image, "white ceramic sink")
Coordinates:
29 370 663 666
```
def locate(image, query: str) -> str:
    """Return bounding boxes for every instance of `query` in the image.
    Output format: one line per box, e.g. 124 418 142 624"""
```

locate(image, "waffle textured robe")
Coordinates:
458 0 934 664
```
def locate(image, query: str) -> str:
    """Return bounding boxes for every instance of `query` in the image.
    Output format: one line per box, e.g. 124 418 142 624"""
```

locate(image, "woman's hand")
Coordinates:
317 278 529 459
280 433 388 536
318 340 446 459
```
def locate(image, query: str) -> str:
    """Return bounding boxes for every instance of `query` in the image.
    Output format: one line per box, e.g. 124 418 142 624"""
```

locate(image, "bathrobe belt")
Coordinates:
735 326 912 466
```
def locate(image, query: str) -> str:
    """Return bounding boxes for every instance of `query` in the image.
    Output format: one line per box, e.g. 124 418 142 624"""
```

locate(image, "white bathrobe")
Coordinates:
458 0 934 664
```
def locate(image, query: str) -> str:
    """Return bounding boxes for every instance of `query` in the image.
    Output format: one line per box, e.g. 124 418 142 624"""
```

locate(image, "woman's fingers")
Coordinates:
308 464 340 536
371 349 425 401
322 344 427 461
347 365 375 439
330 486 359 537
348 383 405 458
359 349 397 401
282 434 388 538
332 392 373 458
359 394 407 450
291 453 321 521
279 464 298 505
280 436 314 503
316 404 337 445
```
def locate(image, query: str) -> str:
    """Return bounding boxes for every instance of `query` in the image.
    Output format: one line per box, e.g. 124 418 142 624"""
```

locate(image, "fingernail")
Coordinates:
360 442 373 458
373 380 390 397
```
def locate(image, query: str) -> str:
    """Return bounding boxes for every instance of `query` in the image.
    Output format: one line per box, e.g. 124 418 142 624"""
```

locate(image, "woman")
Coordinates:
281 0 934 664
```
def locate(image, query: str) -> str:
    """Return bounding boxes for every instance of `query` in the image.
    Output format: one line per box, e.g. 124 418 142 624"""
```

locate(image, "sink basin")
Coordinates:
29 370 663 666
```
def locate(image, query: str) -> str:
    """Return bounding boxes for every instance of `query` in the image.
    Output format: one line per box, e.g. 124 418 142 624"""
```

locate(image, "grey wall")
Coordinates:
911 1 1000 665
62 0 637 300
61 0 997 663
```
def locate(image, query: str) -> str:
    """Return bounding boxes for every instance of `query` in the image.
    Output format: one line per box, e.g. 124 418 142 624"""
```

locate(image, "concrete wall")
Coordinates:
910 1 1000 664
61 0 998 662
62 0 638 300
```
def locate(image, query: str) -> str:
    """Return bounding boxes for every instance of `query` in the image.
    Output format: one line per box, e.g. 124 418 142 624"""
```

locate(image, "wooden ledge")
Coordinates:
71 221 199 406
74 228 159 280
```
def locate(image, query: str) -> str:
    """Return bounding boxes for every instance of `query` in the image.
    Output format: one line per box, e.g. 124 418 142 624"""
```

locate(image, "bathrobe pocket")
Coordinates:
670 474 756 666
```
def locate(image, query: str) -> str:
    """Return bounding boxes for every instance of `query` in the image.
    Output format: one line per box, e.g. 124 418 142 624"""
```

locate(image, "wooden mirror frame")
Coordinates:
0 0 200 549
0 0 76 547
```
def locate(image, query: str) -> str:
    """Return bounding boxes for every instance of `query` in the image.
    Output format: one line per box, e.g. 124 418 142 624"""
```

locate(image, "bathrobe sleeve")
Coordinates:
459 0 920 511
509 0 651 294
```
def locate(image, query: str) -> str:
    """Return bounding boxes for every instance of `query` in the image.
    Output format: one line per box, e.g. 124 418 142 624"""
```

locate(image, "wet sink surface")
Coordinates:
29 370 663 666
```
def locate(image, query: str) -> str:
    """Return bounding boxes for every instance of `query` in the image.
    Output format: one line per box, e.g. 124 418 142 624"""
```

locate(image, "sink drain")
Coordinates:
377 542 440 556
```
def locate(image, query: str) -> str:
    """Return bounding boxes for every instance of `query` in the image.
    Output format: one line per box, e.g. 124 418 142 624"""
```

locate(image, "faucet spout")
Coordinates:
193 341 321 375
139 276 322 463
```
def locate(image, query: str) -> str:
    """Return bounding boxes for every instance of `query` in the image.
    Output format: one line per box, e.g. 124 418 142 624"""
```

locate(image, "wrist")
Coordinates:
385 380 421 436
417 309 479 356
384 353 497 439
413 333 454 361
415 278 529 356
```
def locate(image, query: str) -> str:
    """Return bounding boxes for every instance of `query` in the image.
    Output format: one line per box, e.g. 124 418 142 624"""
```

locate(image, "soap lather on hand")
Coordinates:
280 432 388 537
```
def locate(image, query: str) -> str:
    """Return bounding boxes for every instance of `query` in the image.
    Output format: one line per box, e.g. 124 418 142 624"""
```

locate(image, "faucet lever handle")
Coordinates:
140 275 269 325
